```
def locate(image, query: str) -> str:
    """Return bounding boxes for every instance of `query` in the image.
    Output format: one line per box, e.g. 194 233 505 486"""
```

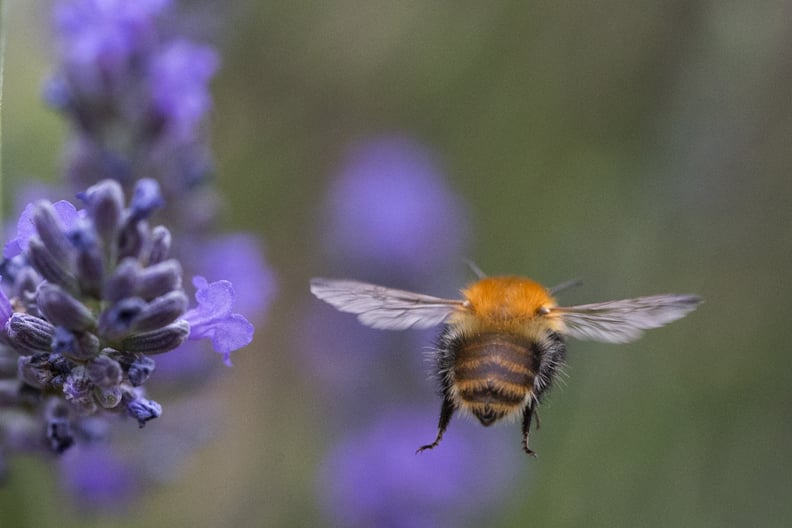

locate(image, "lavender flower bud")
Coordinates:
99 298 147 340
117 218 148 261
18 354 53 389
52 328 98 362
33 201 74 264
5 313 56 354
136 259 182 301
37 283 95 332
94 385 123 409
70 220 104 298
129 179 164 221
79 179 124 246
125 395 162 428
86 356 122 389
48 353 71 376
28 237 78 291
147 226 171 265
11 266 41 305
132 291 188 333
124 354 155 387
122 320 189 354
71 332 100 361
52 327 74 356
104 258 140 303
62 368 97 415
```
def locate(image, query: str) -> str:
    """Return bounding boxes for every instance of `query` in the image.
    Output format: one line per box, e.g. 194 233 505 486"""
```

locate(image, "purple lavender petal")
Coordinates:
129 178 165 220
183 276 254 365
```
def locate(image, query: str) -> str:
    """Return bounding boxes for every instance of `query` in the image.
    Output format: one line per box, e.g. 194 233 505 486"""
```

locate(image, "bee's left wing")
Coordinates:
310 278 466 330
550 294 702 343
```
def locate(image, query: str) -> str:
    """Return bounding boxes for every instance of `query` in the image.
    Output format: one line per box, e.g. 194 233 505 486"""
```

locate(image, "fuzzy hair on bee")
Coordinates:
309 275 701 456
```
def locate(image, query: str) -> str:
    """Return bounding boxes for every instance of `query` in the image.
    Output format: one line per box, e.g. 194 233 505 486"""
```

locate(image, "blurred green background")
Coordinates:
2 1 791 526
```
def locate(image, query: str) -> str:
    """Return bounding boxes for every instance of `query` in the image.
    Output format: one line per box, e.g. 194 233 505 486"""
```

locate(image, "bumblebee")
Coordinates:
310 275 701 455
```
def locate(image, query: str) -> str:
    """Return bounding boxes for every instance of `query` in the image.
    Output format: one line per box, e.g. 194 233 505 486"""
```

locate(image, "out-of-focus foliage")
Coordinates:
2 1 791 527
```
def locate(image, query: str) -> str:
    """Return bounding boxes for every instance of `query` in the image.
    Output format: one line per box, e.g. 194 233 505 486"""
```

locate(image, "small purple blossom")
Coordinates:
184 276 254 366
125 393 163 428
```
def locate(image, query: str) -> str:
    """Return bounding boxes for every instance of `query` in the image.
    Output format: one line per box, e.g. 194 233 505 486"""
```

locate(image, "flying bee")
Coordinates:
309 275 701 456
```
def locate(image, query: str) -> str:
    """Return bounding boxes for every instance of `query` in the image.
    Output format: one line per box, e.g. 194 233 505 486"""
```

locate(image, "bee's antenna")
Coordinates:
463 259 487 279
549 278 583 295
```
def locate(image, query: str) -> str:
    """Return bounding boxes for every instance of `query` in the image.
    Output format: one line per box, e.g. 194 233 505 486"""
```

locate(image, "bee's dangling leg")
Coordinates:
521 401 538 457
416 397 455 454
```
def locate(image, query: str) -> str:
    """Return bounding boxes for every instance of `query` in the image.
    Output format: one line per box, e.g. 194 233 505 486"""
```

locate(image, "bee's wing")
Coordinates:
551 294 702 343
310 278 465 330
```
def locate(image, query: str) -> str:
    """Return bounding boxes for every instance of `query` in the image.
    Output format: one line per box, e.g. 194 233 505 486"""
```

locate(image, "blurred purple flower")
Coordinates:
48 0 218 195
60 442 138 508
325 136 468 278
184 276 254 366
52 0 167 99
318 407 519 528
149 39 219 141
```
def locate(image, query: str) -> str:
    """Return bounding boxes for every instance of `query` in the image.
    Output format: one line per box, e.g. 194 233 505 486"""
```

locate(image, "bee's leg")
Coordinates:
521 402 538 457
416 397 454 454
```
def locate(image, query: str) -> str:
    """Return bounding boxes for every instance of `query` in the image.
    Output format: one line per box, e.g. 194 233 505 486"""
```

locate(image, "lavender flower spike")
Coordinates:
0 178 249 455
184 276 254 366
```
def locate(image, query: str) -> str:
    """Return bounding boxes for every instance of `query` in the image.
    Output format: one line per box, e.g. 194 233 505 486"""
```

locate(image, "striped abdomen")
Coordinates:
447 332 540 426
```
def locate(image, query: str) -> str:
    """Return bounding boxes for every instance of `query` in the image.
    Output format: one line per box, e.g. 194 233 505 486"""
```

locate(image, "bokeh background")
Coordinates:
2 1 792 527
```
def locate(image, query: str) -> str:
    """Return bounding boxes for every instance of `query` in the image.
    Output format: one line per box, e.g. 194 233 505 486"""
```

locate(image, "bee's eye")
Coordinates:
537 306 551 316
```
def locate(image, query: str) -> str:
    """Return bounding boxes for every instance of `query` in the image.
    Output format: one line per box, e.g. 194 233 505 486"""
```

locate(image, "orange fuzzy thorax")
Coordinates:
451 276 564 336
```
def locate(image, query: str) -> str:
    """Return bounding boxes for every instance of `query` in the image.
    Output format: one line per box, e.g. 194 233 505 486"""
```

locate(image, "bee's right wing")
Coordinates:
310 278 465 330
